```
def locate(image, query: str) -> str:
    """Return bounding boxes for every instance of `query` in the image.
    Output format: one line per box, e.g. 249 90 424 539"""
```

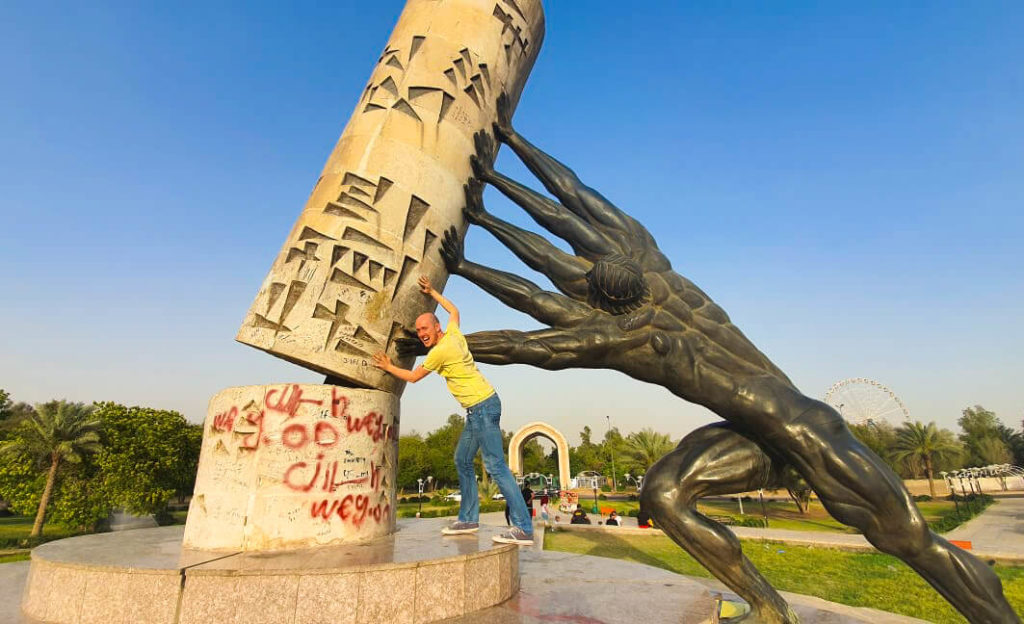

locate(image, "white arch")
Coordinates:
507 422 571 490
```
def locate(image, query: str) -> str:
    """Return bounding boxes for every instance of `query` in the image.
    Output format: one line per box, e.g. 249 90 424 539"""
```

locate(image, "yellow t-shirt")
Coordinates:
422 322 495 408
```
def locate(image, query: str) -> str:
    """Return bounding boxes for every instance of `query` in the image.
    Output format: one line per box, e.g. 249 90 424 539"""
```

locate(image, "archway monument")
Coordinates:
508 421 571 490
21 1 545 623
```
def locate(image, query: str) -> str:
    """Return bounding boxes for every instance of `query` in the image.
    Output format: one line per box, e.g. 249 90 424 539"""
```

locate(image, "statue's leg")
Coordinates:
782 402 1020 624
471 209 590 301
641 422 798 624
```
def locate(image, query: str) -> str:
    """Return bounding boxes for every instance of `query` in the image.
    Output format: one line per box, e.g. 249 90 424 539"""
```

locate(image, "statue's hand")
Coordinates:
470 130 496 181
395 330 428 357
440 226 464 273
463 179 487 225
493 92 514 142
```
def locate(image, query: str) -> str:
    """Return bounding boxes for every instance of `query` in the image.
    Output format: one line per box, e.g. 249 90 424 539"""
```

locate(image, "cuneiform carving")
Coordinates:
493 2 531 63
238 0 546 390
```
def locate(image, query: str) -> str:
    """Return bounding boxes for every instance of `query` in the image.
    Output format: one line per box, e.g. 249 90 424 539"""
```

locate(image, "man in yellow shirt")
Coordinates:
373 276 533 545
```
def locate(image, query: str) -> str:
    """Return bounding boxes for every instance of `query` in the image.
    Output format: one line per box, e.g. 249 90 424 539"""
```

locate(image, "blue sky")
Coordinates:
1 1 1022 443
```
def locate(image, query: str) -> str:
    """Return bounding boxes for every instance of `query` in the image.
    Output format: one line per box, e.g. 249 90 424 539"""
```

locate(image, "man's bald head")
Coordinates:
415 313 443 348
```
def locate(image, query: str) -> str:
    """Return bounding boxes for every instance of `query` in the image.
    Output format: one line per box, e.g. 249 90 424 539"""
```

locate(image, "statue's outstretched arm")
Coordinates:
465 328 607 369
492 94 671 271
471 132 616 261
463 179 590 301
440 228 592 329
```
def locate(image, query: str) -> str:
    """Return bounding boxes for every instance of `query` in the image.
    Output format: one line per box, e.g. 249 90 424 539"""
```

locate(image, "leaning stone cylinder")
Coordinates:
183 384 399 551
237 0 545 393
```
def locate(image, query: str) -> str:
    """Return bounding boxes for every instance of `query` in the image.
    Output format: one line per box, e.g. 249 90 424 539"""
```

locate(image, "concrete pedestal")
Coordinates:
184 385 398 551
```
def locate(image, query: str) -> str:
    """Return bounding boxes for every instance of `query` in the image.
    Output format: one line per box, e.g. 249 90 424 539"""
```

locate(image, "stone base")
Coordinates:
21 520 517 624
15 520 929 624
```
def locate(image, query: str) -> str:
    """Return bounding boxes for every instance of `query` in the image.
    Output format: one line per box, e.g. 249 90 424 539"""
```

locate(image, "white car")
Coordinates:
444 492 462 502
492 493 505 500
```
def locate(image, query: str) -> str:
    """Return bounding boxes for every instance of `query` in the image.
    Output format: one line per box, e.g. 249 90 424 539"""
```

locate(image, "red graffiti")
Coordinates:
314 421 339 446
212 406 237 433
265 384 323 418
346 411 388 443
281 423 309 449
309 495 390 526
330 388 349 419
237 410 264 450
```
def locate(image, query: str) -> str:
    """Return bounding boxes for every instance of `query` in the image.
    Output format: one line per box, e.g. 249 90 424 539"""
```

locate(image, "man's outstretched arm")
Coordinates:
373 352 431 383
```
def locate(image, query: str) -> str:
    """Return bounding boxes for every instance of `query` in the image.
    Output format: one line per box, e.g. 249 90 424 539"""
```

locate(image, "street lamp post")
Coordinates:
417 478 425 517
758 489 769 528
606 415 617 492
941 472 960 520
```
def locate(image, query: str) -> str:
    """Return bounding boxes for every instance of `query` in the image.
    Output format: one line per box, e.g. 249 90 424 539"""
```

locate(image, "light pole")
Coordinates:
941 472 960 520
623 473 643 491
606 415 617 492
417 478 425 517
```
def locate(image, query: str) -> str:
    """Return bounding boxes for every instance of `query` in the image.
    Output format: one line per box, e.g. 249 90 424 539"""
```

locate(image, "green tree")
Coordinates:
848 421 901 474
974 436 1012 465
92 403 200 515
397 433 430 491
423 414 464 488
0 401 102 537
892 422 962 498
569 426 605 476
958 405 1018 467
623 428 675 473
521 438 557 475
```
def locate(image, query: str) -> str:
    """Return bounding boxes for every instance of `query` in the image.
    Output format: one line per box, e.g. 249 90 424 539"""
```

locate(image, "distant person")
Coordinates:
570 505 591 525
540 496 550 526
522 484 535 517
606 510 620 526
637 508 652 529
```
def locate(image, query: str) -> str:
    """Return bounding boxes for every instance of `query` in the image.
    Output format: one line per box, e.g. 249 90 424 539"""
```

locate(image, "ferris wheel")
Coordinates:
823 378 910 426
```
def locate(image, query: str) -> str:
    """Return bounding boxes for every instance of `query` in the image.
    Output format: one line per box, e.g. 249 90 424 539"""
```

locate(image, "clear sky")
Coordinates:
1 1 1022 443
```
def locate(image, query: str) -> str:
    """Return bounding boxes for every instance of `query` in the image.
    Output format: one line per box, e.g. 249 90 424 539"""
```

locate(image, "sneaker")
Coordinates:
441 521 479 535
492 527 534 546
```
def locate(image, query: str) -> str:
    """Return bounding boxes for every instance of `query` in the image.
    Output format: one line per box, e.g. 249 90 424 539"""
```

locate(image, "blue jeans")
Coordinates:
454 393 532 535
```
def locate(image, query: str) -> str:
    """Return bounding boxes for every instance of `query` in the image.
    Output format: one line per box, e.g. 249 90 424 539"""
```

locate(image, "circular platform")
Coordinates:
21 519 518 624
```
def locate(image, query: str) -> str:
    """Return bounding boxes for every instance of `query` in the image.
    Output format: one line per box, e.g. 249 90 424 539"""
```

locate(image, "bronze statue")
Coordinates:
399 93 1019 623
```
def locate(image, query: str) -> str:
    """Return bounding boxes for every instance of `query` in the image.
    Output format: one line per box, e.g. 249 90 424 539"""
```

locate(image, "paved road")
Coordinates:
945 493 1024 561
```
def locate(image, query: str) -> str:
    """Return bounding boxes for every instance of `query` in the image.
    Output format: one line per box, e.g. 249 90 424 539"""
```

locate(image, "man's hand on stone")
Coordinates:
371 352 391 370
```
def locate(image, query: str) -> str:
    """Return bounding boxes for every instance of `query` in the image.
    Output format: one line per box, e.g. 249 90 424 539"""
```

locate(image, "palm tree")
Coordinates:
623 428 675 472
892 421 961 498
0 401 102 537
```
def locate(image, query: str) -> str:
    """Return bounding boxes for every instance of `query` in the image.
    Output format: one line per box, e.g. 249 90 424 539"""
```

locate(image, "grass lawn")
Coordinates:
545 530 1024 623
0 516 80 546
0 552 30 564
575 497 974 534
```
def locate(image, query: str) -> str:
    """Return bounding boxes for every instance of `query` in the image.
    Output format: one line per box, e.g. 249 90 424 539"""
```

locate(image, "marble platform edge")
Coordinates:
182 541 517 577
20 522 521 624
26 550 184 575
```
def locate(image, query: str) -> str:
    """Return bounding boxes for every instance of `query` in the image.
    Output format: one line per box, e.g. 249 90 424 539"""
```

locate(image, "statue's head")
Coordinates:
415 312 443 348
586 253 649 315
